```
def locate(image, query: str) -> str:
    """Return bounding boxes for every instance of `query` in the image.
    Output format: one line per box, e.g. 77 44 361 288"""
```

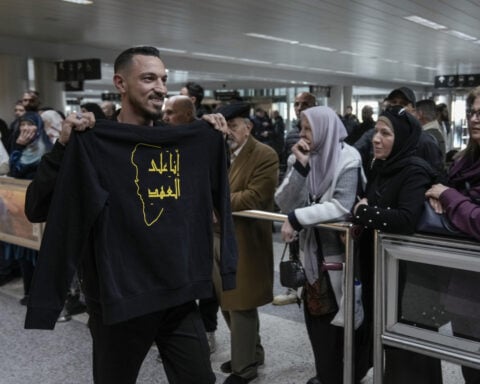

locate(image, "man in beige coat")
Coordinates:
213 102 279 384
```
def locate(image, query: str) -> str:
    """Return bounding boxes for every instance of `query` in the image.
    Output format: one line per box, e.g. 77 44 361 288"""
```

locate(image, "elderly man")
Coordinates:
163 94 220 353
162 95 196 125
214 102 279 384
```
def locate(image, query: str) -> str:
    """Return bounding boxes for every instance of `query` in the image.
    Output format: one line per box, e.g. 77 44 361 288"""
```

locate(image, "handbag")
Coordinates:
304 275 339 316
279 240 306 289
416 201 469 238
303 229 339 317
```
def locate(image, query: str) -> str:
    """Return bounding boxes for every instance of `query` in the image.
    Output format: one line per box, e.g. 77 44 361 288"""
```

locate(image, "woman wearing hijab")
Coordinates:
426 86 480 384
40 109 64 144
353 105 439 383
275 106 363 384
6 111 52 305
9 112 52 179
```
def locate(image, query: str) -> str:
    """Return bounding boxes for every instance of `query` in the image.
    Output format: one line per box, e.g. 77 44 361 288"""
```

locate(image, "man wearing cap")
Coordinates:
213 102 279 384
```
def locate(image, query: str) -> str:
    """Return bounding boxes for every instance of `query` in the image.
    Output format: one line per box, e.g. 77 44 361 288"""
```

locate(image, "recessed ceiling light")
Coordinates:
406 63 424 68
339 50 361 56
335 70 355 75
156 47 187 54
404 15 446 30
61 0 93 4
382 58 399 63
309 67 333 72
192 52 236 60
299 43 336 52
444 30 477 41
276 63 305 69
245 33 299 45
237 58 271 64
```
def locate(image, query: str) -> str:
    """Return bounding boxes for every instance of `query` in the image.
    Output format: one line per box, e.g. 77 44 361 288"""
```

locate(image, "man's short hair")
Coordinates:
184 82 204 107
415 99 437 122
114 46 161 73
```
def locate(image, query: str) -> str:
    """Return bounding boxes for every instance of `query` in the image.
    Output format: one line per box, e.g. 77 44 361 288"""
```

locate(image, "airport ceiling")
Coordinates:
1 0 480 97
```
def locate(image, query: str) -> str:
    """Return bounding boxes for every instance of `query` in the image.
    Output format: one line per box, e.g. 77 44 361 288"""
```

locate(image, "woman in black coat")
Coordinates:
353 105 440 383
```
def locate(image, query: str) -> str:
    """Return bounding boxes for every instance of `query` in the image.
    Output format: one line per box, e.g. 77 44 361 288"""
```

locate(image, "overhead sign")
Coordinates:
434 74 480 88
56 59 102 82
214 90 240 101
101 92 121 102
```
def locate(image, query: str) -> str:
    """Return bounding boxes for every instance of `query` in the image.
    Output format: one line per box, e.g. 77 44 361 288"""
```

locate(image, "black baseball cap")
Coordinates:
387 87 416 106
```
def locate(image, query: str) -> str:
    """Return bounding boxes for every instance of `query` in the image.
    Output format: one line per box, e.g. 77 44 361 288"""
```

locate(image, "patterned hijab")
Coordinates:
302 106 347 200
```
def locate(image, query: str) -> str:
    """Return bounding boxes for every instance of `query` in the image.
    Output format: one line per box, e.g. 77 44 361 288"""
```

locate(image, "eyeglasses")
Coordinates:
467 109 480 120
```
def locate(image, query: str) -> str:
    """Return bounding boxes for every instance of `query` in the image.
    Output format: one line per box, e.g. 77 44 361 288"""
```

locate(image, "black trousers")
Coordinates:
198 288 219 332
304 305 344 384
88 301 215 384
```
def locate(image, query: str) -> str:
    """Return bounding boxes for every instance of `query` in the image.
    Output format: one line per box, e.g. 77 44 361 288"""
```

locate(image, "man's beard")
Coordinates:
131 95 163 121
226 139 238 151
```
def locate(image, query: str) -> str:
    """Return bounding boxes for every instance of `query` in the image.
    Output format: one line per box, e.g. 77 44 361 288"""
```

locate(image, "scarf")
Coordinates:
301 106 347 283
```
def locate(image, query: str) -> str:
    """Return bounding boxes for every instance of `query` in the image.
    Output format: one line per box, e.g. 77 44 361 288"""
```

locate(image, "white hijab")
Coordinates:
302 106 347 201
301 106 347 284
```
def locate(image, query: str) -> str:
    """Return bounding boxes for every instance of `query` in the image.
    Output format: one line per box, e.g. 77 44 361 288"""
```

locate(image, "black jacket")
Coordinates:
25 119 237 329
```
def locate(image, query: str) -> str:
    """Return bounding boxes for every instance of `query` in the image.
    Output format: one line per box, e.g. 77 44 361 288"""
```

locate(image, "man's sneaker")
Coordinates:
207 331 216 354
272 289 298 305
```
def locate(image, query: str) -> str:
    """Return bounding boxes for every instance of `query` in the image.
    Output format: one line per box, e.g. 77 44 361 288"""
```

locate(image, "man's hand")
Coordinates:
58 112 96 146
202 113 228 135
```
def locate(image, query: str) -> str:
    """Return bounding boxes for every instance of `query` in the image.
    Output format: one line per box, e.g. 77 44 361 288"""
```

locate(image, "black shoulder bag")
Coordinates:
279 239 306 289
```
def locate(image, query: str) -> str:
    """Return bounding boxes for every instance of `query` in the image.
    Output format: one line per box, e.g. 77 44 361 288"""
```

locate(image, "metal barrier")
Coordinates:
232 210 357 384
373 232 480 384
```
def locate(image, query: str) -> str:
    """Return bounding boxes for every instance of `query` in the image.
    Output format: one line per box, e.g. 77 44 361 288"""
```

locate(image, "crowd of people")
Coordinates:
0 45 478 384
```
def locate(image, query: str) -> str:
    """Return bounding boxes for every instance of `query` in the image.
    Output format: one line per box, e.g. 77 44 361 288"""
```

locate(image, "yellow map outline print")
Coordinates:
131 143 182 227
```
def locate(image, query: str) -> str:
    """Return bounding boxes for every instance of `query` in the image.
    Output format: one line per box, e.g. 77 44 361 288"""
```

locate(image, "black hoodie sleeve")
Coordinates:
25 141 66 222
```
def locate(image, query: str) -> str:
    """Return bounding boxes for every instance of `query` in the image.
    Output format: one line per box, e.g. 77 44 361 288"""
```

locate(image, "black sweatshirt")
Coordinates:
25 119 237 329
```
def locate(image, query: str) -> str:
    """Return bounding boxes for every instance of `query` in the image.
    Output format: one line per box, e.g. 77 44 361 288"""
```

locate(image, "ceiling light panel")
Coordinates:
403 15 446 30
245 33 299 45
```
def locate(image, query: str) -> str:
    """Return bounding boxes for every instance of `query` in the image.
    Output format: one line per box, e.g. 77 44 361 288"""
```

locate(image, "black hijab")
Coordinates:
371 105 422 176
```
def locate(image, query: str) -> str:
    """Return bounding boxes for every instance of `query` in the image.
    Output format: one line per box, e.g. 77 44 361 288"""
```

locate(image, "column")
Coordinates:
34 59 65 113
328 86 343 114
0 55 28 122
